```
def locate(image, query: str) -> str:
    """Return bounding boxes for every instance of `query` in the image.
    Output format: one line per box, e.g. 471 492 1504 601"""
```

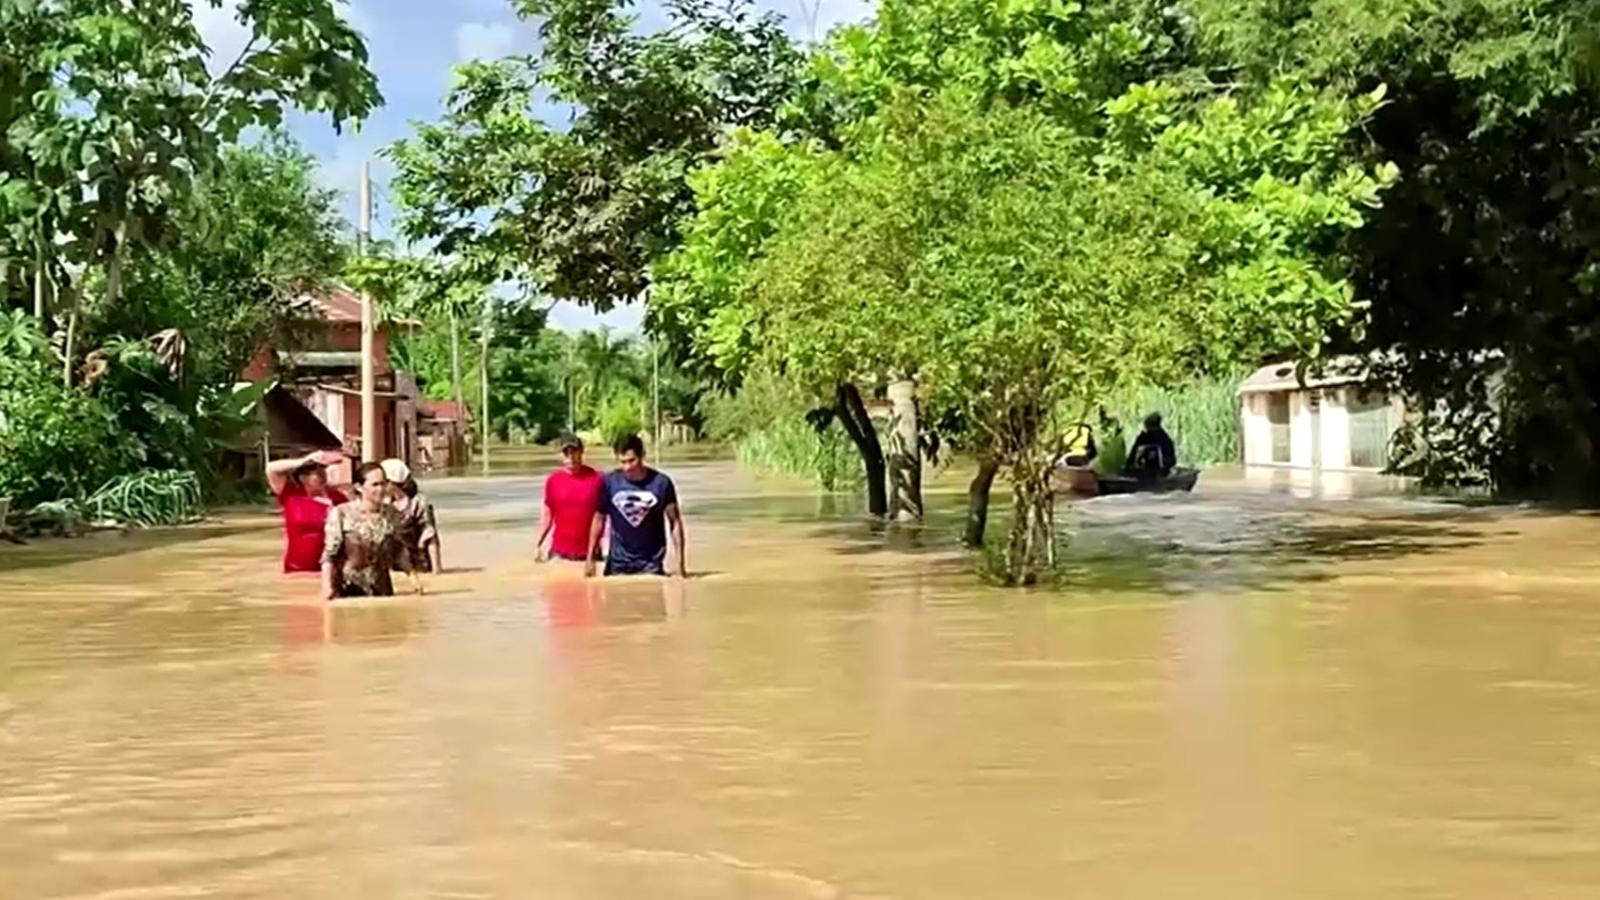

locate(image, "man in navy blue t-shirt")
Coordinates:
585 433 687 577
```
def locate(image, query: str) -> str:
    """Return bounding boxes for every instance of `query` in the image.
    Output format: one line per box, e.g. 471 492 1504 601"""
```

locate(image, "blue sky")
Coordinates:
194 0 872 332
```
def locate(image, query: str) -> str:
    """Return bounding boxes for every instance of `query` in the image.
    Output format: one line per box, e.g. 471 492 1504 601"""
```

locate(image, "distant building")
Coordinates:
241 287 422 479
418 399 472 472
1238 356 1406 472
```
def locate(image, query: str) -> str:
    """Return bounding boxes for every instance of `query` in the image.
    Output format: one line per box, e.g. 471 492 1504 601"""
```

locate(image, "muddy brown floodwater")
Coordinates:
3 458 1600 899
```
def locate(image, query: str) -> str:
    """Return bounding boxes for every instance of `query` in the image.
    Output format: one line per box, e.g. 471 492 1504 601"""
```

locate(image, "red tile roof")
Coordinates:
301 287 422 326
305 287 364 323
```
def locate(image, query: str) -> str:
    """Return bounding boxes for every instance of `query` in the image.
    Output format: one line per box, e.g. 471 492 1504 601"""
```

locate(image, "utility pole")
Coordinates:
358 160 377 463
652 340 661 458
480 296 492 476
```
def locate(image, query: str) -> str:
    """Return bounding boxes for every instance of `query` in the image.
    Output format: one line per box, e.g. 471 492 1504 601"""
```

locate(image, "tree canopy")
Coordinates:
389 0 806 311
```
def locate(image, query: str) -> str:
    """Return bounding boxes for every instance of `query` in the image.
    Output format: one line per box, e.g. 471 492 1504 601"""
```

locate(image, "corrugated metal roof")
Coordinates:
278 350 363 368
1238 355 1374 394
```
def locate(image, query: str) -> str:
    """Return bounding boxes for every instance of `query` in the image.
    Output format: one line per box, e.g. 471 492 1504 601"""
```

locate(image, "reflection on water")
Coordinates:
3 460 1600 898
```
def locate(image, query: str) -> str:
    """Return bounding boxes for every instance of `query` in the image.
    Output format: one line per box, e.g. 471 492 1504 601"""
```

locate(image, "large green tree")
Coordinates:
670 88 1388 581
93 137 348 391
389 0 806 312
0 0 380 384
1185 0 1600 495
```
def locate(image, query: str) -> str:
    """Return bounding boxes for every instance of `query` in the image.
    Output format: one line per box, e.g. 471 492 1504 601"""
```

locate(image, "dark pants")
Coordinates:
604 557 665 576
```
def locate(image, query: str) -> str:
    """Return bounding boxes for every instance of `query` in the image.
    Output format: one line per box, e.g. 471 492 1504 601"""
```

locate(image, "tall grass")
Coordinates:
733 418 862 491
1105 374 1242 467
701 371 863 490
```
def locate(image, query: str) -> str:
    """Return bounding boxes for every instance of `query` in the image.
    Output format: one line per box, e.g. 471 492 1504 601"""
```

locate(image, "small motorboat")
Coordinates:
1052 466 1200 498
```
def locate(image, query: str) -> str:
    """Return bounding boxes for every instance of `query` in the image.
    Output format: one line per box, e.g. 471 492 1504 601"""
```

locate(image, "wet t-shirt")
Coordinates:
601 468 677 575
545 465 603 559
278 483 348 573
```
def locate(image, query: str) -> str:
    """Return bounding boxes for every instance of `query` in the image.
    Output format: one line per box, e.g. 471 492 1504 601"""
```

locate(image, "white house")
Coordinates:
1238 356 1405 472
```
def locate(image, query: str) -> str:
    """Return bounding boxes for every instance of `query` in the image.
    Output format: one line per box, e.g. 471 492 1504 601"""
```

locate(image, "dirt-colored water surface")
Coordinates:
3 458 1599 899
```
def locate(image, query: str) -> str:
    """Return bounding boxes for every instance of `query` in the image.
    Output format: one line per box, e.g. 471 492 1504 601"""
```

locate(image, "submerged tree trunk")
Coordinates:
963 457 1001 548
886 378 923 522
836 382 888 518
1005 461 1055 585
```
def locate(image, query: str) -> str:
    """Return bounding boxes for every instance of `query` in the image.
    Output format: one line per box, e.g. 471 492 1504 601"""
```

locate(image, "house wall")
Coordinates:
1319 388 1351 470
1289 392 1315 467
1240 384 1405 472
1240 393 1274 466
313 323 391 374
240 324 393 380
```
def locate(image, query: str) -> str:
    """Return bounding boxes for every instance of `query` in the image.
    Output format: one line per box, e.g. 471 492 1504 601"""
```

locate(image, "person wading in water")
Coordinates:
536 434 604 565
321 462 411 599
381 458 441 576
266 449 348 574
585 433 687 578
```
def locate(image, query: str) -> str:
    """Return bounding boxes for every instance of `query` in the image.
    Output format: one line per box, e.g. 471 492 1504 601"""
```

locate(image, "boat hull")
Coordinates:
1053 467 1200 498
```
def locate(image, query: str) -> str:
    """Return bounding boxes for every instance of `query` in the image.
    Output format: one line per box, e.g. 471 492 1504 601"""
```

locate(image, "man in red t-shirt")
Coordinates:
535 434 604 562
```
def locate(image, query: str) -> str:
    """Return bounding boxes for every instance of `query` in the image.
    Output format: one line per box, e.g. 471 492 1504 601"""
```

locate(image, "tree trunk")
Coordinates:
963 457 1001 548
1005 461 1055 586
836 382 887 517
61 286 80 389
886 378 923 522
32 229 48 324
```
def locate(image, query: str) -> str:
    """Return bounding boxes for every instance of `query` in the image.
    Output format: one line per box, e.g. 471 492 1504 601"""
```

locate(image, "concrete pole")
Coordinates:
480 296 492 476
359 160 377 463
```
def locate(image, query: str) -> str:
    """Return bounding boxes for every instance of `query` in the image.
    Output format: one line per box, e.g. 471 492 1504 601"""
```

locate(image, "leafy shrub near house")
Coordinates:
0 356 139 509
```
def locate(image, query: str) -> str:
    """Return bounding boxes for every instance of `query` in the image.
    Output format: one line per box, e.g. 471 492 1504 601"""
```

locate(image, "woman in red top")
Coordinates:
267 450 349 573
535 434 603 562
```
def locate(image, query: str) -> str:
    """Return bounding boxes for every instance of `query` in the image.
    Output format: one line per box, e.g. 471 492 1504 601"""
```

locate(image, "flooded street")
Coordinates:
3 459 1600 899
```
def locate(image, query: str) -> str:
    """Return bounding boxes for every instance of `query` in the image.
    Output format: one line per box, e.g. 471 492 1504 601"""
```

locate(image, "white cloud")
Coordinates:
191 1 378 75
190 0 251 74
314 135 396 237
339 1 377 41
548 300 645 335
775 0 873 40
456 21 516 62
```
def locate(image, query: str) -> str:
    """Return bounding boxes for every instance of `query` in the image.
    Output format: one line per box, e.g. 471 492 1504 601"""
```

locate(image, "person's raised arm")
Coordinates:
584 511 605 578
267 449 344 496
666 504 687 579
266 453 312 496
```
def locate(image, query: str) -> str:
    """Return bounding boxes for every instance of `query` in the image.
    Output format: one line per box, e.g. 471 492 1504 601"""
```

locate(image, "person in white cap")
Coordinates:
381 458 441 580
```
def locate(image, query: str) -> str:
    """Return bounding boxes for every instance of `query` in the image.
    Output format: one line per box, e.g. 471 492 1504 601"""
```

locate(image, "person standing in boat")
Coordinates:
1125 412 1177 478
